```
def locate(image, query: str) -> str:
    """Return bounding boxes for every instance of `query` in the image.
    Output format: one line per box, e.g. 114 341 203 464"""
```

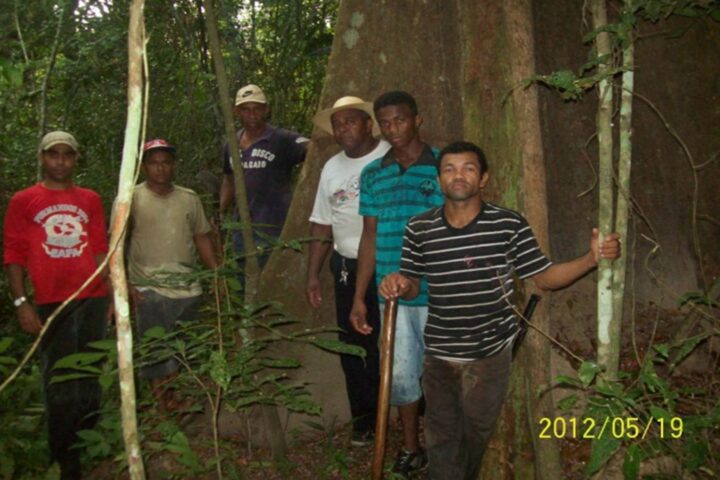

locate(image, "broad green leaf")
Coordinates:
52 352 106 370
623 443 640 480
87 339 117 352
553 374 582 388
0 355 17 365
670 334 708 368
310 338 366 357
649 406 671 422
98 372 114 390
142 326 167 340
50 372 97 383
587 435 621 476
652 343 669 358
0 337 13 354
578 361 601 387
557 394 579 411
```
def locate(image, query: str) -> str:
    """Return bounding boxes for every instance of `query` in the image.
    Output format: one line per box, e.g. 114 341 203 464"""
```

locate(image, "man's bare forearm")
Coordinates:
353 217 377 301
533 251 595 291
219 174 235 215
307 223 333 281
6 264 27 299
195 233 219 269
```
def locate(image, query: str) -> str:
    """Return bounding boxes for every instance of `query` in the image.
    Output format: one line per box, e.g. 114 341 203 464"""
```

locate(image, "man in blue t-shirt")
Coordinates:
350 91 443 477
219 84 308 266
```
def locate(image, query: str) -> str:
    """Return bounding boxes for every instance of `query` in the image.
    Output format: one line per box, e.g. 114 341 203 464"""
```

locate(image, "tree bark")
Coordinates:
256 0 561 476
612 5 634 354
108 1 146 478
591 0 620 380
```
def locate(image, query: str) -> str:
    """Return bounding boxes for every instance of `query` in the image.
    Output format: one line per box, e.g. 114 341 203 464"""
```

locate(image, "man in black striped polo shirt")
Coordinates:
380 141 620 480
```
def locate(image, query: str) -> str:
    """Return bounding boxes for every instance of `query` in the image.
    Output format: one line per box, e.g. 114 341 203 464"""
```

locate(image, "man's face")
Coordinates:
42 143 78 183
439 151 489 202
331 109 373 152
142 150 176 186
234 102 269 129
376 104 421 150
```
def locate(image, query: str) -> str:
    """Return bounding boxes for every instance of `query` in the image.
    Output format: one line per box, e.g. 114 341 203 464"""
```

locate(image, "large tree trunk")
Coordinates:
258 0 560 476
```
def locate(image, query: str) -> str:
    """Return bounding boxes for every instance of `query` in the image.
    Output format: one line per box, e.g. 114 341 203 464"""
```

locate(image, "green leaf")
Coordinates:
87 339 117 352
226 277 242 292
623 443 640 480
142 326 167 340
52 352 106 370
578 361 601 387
76 429 105 442
587 435 621 476
0 337 13 354
310 338 366 357
553 374 582 388
260 358 301 369
50 372 97 383
686 438 709 471
670 334 708 368
649 405 671 422
98 372 114 390
0 355 17 365
652 343 669 358
557 394 579 411
209 351 230 390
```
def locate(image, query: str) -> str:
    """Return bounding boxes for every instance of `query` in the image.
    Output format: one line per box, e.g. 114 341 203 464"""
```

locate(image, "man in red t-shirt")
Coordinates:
3 131 111 480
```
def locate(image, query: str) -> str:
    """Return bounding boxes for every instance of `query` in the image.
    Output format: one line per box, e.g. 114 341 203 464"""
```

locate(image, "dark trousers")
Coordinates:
422 346 512 480
330 251 380 434
38 296 108 479
134 290 200 379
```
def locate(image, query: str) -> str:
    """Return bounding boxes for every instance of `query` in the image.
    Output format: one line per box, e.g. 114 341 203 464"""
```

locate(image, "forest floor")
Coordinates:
88 413 418 479
79 297 717 480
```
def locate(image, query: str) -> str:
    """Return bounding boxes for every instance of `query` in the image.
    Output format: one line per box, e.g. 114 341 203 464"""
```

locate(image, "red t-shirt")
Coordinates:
3 183 110 304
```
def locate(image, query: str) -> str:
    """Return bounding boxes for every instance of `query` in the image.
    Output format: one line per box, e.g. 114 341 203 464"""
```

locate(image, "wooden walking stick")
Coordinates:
372 298 398 480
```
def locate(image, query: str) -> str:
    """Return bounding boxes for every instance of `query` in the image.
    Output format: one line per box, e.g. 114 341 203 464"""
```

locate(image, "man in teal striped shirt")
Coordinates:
350 91 443 477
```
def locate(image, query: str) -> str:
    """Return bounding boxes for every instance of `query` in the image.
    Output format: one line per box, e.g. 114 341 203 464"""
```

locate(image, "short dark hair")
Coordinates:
438 141 489 174
373 90 418 116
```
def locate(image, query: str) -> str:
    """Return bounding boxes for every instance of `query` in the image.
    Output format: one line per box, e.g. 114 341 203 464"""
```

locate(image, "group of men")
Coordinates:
306 90 619 480
4 82 620 480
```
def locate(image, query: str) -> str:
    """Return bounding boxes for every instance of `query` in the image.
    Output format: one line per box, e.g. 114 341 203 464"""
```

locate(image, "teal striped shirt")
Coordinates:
359 145 444 306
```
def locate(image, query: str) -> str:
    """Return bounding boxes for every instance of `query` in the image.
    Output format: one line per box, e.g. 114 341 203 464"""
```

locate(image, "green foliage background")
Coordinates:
0 0 336 207
0 1 336 476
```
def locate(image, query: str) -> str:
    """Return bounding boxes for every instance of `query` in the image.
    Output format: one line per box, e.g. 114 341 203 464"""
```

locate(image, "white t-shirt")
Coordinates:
309 140 391 258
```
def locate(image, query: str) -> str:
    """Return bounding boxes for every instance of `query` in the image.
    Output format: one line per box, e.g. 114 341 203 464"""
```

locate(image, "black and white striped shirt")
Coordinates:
400 203 552 360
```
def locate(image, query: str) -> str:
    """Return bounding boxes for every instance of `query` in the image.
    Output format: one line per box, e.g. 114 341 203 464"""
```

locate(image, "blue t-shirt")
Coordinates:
223 125 308 236
359 144 444 306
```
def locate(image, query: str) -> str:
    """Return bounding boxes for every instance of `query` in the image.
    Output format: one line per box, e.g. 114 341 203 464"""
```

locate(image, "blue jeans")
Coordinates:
381 304 427 406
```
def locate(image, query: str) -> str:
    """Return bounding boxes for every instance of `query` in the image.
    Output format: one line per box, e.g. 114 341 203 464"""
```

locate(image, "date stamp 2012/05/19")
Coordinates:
538 416 683 440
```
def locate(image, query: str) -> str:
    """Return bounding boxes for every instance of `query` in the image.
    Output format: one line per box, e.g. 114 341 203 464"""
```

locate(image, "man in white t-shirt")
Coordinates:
306 96 391 446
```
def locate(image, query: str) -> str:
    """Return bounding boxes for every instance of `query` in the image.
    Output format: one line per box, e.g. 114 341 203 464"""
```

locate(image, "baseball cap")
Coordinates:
313 96 380 137
235 84 267 106
39 131 79 153
142 138 176 155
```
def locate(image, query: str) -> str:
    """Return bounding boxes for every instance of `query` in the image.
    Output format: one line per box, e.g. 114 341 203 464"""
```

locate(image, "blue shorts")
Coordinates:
382 303 427 405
